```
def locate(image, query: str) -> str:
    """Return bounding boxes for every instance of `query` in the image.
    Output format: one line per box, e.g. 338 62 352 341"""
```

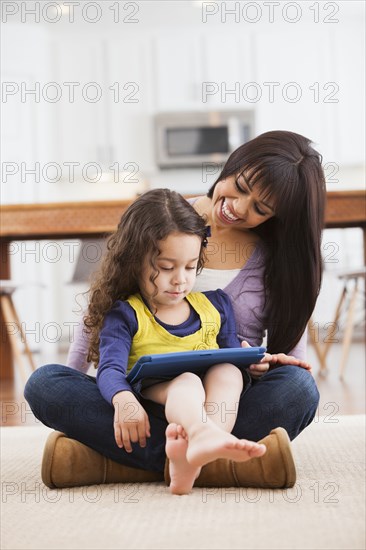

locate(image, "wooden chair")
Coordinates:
0 281 37 383
69 238 106 284
308 267 365 378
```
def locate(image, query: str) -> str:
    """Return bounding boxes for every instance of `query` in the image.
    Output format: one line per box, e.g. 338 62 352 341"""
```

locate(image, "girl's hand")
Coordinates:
241 340 312 379
241 340 269 378
112 391 151 452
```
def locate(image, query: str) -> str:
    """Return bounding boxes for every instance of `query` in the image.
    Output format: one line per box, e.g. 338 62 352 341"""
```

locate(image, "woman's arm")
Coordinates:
66 319 91 373
288 328 308 361
223 244 310 359
204 289 242 348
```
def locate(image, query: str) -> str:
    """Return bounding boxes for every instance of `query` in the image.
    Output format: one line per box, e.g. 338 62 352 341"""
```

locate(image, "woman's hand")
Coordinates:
241 340 312 379
112 391 151 452
267 352 312 372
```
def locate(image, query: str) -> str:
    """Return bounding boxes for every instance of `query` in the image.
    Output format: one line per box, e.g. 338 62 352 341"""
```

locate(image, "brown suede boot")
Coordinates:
42 431 164 488
164 427 296 489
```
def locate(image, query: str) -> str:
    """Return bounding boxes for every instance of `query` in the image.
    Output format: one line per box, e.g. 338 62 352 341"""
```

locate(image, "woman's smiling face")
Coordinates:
211 172 275 229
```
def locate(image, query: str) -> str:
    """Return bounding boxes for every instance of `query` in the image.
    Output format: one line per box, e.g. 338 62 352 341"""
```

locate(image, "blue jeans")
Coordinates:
24 364 319 473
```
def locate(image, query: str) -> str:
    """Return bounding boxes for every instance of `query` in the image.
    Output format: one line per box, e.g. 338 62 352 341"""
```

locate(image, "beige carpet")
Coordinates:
1 416 365 550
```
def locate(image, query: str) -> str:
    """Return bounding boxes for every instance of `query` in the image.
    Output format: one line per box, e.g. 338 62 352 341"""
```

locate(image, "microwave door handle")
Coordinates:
228 118 241 152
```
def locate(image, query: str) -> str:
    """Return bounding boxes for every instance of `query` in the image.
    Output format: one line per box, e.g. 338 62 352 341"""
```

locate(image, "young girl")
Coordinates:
85 188 269 494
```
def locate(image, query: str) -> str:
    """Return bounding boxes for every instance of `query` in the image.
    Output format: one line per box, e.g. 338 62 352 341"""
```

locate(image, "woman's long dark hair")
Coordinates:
85 188 208 366
208 130 326 354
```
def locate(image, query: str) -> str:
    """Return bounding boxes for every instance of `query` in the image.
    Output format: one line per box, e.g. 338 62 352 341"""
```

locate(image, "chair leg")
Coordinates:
8 295 37 371
320 285 347 366
339 281 359 380
308 317 327 371
309 285 346 372
0 295 29 384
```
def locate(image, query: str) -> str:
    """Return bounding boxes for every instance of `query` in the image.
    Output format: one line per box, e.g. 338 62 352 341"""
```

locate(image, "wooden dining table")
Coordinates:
1 190 365 379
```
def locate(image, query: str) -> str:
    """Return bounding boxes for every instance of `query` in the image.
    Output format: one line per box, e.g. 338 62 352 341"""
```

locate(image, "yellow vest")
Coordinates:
126 293 221 372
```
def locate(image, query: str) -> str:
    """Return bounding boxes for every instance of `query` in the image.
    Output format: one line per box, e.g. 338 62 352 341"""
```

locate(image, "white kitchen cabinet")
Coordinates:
52 36 105 172
153 31 206 111
253 26 337 163
153 30 254 112
253 21 365 167
52 31 156 178
202 33 254 109
1 24 53 204
330 23 365 165
105 33 156 173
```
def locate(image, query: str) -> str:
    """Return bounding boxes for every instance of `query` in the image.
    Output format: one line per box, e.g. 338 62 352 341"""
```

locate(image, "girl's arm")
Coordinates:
96 301 138 404
97 301 151 451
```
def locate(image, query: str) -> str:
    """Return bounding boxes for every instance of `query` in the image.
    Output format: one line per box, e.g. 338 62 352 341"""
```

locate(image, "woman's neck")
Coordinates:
192 195 213 224
193 196 260 270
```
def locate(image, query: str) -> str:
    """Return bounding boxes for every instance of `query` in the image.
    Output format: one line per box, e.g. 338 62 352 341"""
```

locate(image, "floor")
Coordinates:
308 341 365 417
1 341 365 427
2 416 365 550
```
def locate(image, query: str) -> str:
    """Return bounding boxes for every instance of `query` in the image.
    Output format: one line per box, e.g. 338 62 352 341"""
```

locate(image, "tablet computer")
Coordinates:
126 347 266 385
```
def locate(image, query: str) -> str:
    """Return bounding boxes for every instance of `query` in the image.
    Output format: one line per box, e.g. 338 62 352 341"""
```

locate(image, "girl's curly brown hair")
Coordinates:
84 188 208 367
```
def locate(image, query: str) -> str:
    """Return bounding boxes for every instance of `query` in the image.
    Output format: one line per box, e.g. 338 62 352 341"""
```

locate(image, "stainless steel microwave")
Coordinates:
154 111 255 168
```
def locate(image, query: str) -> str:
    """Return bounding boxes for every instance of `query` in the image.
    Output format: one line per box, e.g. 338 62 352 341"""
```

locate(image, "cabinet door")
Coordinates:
106 34 155 173
154 31 204 110
1 24 50 204
53 37 104 171
331 22 365 165
254 27 336 162
55 33 156 177
203 33 254 109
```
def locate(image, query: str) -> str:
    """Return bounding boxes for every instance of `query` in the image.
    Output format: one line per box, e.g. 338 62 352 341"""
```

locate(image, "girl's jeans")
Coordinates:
24 364 319 473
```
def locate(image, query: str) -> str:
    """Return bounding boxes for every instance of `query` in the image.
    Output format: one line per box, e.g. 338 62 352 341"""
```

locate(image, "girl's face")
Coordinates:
139 232 202 311
211 172 275 229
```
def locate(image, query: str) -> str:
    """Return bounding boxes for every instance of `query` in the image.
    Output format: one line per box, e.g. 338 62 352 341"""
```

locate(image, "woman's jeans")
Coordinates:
24 364 319 473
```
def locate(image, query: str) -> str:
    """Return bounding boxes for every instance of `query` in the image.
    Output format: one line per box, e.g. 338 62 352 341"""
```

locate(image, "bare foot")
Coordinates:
186 424 267 468
165 423 201 495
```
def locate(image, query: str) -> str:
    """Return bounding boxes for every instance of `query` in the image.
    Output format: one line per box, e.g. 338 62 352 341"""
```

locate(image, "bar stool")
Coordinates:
0 281 37 383
308 267 365 378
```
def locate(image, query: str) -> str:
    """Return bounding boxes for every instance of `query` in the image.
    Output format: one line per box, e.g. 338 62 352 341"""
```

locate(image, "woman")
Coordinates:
24 130 325 489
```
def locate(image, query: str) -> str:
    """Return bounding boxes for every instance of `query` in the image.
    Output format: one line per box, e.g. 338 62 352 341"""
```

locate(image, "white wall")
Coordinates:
1 1 365 356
